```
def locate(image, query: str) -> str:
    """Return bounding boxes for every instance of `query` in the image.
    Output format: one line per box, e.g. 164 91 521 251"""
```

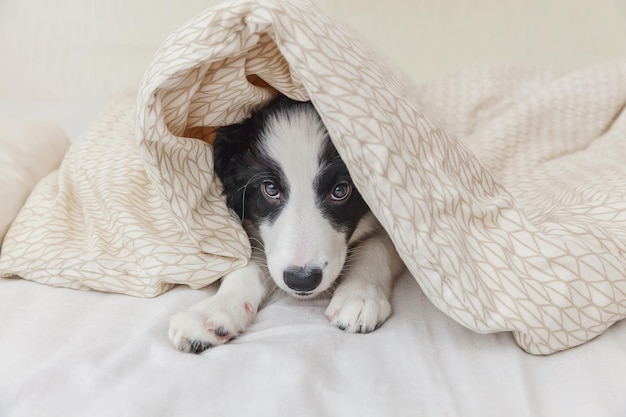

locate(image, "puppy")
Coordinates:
169 95 405 353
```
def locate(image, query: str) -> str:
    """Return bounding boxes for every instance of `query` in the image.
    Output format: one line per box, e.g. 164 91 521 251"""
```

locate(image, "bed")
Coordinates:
2 232 626 417
2 0 626 416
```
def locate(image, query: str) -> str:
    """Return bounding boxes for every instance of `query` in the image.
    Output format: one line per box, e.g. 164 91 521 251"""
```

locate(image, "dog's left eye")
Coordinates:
330 182 352 202
261 180 281 200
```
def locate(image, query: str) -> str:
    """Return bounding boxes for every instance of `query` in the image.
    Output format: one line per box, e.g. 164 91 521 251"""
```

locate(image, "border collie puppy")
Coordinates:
169 95 405 353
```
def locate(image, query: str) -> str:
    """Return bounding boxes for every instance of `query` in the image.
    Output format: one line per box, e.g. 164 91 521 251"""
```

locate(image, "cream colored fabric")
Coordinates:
0 120 69 242
1 0 626 354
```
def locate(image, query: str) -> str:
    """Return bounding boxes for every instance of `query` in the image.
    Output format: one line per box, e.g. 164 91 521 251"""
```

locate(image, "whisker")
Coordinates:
248 236 266 250
236 172 267 221
236 172 265 193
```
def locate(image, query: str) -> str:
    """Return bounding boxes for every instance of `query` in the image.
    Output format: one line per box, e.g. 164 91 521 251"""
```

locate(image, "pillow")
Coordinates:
0 120 69 243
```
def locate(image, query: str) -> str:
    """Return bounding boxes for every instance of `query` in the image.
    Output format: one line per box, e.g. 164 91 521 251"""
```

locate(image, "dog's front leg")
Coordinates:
325 231 404 333
168 261 267 353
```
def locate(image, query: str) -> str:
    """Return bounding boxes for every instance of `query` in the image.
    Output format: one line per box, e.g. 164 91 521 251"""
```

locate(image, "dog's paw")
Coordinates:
168 297 257 353
325 283 392 333
168 310 215 353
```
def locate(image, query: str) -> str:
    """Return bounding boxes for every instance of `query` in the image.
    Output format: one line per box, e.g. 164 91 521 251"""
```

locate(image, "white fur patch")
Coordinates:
259 107 348 296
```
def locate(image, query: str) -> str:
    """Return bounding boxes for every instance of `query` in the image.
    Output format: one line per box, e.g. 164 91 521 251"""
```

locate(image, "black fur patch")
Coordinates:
315 137 370 240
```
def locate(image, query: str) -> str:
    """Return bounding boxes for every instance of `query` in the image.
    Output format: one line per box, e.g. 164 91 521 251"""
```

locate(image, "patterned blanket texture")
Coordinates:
1 0 626 354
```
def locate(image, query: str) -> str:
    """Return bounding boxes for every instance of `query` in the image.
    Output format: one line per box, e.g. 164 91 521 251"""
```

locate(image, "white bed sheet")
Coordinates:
1 103 626 417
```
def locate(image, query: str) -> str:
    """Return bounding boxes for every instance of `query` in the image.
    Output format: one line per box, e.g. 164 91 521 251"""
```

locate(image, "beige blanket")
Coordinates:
1 0 625 354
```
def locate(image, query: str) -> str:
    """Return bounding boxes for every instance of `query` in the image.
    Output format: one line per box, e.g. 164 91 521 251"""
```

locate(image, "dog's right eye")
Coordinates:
261 180 281 200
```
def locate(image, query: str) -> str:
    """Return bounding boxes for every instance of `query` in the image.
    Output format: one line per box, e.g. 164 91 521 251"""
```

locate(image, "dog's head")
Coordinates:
213 96 377 298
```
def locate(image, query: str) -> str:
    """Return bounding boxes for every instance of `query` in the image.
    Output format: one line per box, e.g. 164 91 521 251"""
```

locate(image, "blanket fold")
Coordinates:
1 0 626 354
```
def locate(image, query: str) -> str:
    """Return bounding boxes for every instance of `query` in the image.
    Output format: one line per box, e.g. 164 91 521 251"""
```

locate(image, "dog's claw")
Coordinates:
187 339 212 354
332 321 379 334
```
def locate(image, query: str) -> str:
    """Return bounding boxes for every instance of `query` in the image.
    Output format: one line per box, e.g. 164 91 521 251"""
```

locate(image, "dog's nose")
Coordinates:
283 266 322 292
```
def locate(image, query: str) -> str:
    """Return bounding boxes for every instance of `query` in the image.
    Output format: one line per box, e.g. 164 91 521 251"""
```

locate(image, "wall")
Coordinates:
1 0 624 101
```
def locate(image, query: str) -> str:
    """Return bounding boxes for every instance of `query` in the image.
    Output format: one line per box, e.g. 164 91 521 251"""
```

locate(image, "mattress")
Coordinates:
1 103 626 417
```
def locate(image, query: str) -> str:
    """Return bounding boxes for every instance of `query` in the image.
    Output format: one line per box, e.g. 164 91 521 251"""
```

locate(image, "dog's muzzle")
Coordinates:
283 265 323 292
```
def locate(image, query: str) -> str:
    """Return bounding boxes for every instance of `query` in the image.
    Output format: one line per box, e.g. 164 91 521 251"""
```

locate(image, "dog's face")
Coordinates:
213 96 376 298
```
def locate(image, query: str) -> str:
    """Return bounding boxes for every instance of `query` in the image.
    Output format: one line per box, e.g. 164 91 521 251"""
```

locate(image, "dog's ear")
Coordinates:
213 117 258 219
212 118 254 182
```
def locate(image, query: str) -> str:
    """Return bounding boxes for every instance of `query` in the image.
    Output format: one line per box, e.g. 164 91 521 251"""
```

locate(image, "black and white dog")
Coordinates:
169 95 404 353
